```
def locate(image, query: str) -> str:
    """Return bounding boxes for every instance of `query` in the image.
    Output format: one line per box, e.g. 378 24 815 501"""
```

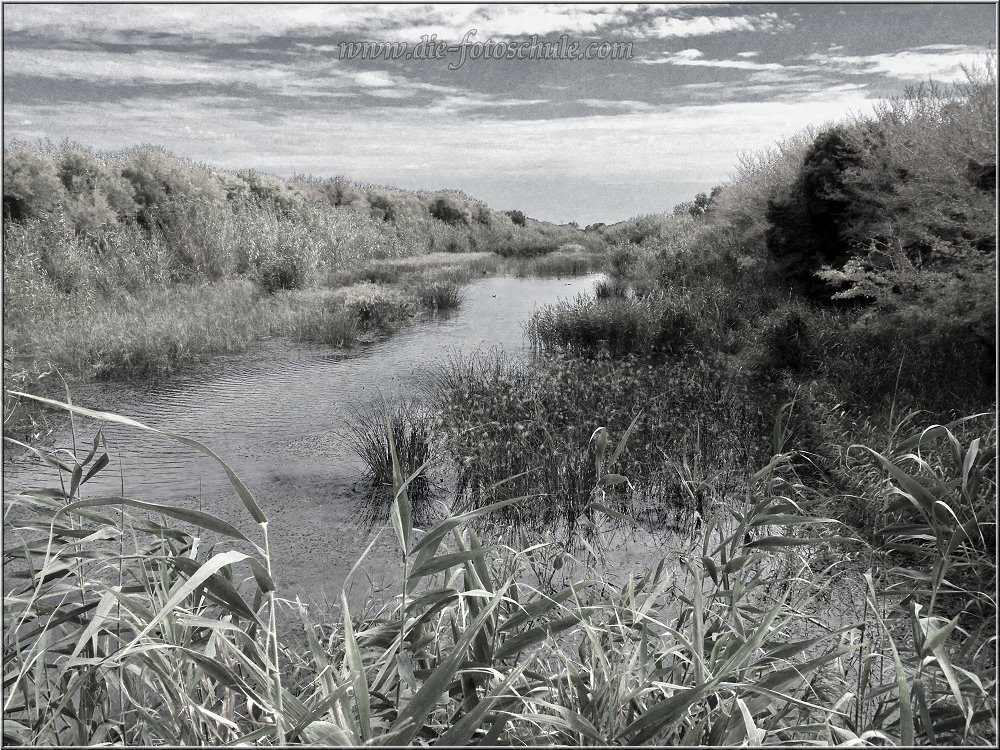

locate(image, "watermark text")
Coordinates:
338 30 634 70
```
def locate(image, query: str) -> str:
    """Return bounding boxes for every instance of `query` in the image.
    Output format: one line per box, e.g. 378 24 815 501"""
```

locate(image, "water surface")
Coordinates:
6 274 669 605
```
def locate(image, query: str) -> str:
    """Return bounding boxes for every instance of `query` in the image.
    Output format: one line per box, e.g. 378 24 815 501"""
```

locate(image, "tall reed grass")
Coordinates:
346 398 434 511
4 393 994 745
436 350 767 535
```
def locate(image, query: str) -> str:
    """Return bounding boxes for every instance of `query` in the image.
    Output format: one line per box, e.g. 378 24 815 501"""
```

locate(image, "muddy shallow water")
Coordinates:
5 273 677 608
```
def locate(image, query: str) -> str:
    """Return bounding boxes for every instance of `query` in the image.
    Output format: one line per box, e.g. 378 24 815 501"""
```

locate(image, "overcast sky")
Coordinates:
3 2 996 224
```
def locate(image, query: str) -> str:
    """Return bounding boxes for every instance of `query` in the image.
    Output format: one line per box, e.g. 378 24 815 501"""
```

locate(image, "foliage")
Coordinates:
429 193 471 225
237 169 306 215
3 146 65 222
437 350 766 533
2 143 598 395
505 209 527 226
3 395 994 746
765 126 862 298
259 254 306 293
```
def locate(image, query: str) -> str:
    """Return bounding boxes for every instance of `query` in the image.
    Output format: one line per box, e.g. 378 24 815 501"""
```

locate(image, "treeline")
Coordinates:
585 57 995 415
2 143 590 301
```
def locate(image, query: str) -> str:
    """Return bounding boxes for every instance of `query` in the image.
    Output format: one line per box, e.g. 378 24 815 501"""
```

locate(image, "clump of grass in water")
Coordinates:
347 397 434 516
415 279 465 311
594 276 630 300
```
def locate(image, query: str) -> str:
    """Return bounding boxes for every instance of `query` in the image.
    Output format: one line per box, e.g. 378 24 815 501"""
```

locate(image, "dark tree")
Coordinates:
505 209 527 226
765 127 862 300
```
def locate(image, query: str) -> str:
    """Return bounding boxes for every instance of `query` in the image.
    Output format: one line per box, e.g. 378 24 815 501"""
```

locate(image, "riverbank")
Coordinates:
3 143 604 439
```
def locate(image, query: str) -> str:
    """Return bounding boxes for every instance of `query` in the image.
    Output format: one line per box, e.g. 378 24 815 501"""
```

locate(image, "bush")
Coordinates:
765 126 861 299
608 242 638 278
429 193 470 225
816 307 995 413
237 169 305 215
259 254 305 293
751 305 815 375
366 190 401 222
3 147 65 222
505 208 527 226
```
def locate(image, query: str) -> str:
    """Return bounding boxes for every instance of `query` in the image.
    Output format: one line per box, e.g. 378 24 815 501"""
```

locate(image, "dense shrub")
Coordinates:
505 208 527 226
600 213 671 246
3 146 65 222
366 190 400 222
236 169 305 215
764 126 862 299
608 242 638 278
750 304 815 375
259 254 305 293
429 193 470 225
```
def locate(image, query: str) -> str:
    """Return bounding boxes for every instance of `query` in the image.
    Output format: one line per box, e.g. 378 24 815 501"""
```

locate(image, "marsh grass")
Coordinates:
267 288 361 347
511 244 605 278
415 279 465 310
4 394 993 745
3 279 267 381
594 276 630 300
526 291 704 357
346 397 435 515
436 350 767 536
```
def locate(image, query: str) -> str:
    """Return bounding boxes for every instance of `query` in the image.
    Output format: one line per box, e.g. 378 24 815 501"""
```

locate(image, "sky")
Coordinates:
2 2 996 225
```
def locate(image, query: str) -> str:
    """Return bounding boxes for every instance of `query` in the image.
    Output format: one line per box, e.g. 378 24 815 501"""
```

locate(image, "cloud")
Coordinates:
3 47 333 90
736 51 759 58
576 99 654 112
3 3 636 44
674 48 704 60
2 83 876 191
352 71 396 88
808 44 986 81
3 44 540 113
638 51 790 71
636 12 793 39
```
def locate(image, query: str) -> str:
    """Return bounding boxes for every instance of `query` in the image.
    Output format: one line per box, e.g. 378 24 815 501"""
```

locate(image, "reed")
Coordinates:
346 397 434 509
3 394 995 745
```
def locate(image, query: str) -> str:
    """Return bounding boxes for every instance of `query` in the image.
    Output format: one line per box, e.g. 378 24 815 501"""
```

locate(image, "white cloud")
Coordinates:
3 3 635 44
638 51 790 71
808 44 986 81
636 12 793 39
3 47 332 90
736 51 759 58
2 85 876 189
674 48 704 60
352 71 396 88
577 99 654 112
3 45 530 110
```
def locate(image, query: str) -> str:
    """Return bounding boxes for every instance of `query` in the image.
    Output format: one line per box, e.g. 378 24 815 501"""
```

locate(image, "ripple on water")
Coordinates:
6 274 611 602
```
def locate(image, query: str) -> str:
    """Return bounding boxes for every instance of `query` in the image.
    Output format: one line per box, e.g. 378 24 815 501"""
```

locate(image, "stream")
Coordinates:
5 273 671 608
